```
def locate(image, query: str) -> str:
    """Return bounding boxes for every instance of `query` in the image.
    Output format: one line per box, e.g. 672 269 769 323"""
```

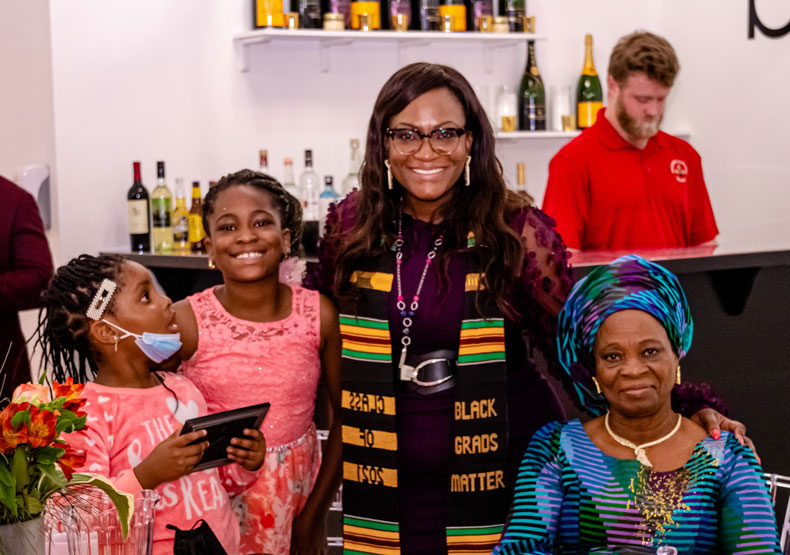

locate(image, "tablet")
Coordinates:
180 402 270 472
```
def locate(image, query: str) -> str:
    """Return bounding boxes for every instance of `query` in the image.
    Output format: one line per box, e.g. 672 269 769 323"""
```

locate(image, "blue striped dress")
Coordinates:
493 420 780 554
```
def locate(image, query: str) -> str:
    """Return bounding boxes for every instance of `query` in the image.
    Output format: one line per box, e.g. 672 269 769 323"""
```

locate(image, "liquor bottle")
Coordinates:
350 0 381 29
577 34 604 129
341 139 361 196
283 158 300 200
127 161 150 253
259 149 269 175
518 40 546 131
151 161 174 254
467 0 493 31
172 178 190 255
189 181 206 254
319 175 341 232
439 0 466 31
416 0 440 30
299 150 321 256
498 0 525 32
299 0 322 27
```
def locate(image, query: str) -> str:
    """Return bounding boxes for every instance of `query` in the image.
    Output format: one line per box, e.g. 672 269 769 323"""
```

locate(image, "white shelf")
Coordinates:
496 130 581 140
233 28 542 73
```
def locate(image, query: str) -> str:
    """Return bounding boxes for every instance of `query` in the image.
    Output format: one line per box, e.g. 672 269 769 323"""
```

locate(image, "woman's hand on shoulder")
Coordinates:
173 298 199 361
691 408 759 462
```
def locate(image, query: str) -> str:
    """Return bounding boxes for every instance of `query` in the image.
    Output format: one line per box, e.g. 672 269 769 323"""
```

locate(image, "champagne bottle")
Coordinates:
341 139 361 196
416 0 440 30
188 181 206 254
518 40 546 131
151 161 174 254
350 0 381 29
439 0 466 31
126 161 150 254
298 0 322 27
576 34 603 129
498 0 524 32
172 178 190 255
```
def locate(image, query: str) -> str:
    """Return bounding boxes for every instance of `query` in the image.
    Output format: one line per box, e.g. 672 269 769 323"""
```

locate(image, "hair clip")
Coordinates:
86 279 117 321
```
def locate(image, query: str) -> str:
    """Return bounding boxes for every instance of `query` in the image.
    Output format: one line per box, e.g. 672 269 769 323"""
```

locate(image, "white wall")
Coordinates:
43 0 790 261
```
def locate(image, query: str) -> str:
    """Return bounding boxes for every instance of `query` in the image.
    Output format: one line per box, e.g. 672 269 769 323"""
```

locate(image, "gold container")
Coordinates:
357 12 372 31
441 14 454 32
501 115 517 132
476 15 493 32
492 16 509 33
323 12 345 30
393 12 409 31
285 12 300 29
561 114 577 131
523 15 535 33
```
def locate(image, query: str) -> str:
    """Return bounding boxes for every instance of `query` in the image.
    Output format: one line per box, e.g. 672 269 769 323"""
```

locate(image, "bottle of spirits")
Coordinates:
299 150 321 256
577 34 604 129
127 161 150 253
172 178 190 255
341 139 361 196
189 181 206 254
319 175 341 232
498 0 525 31
282 158 300 200
151 161 174 254
259 149 269 175
518 40 546 131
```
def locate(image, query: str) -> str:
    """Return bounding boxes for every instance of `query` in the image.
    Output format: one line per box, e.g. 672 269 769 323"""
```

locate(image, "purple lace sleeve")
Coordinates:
509 207 578 394
303 191 360 299
671 382 729 418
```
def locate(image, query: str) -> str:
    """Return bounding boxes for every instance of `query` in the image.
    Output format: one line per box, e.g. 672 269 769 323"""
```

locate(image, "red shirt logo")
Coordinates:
670 159 688 183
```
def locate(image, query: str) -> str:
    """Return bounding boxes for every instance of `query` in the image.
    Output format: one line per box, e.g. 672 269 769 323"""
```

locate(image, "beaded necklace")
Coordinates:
395 205 443 380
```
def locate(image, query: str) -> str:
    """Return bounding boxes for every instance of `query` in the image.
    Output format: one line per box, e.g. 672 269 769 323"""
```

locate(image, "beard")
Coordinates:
616 96 662 140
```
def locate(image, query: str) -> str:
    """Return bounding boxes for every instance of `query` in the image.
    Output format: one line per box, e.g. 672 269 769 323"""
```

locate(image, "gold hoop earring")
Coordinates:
384 159 393 190
464 155 471 187
114 335 118 353
208 258 216 269
592 377 602 395
676 365 681 385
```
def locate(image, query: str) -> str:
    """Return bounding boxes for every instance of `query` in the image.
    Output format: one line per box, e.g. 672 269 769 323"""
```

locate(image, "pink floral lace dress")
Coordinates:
181 284 322 555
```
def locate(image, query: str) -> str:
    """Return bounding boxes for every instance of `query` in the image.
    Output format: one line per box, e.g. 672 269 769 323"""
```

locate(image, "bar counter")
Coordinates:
102 225 790 470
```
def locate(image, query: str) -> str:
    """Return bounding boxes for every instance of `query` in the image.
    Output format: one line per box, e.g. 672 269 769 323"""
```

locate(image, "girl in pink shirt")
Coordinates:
36 254 267 555
173 170 342 555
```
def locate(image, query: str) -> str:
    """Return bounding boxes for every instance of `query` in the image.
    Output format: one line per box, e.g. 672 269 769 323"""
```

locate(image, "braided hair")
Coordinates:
202 169 303 255
33 254 125 383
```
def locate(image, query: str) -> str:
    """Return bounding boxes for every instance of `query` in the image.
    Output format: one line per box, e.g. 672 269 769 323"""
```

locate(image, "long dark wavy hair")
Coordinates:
333 62 531 316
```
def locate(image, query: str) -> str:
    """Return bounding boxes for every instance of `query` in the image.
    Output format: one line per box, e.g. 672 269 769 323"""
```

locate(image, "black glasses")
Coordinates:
385 127 468 156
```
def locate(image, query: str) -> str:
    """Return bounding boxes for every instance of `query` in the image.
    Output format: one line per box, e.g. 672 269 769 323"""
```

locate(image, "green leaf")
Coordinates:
11 448 29 490
10 410 30 429
66 474 135 539
35 463 66 494
0 461 17 517
23 491 42 516
34 446 65 466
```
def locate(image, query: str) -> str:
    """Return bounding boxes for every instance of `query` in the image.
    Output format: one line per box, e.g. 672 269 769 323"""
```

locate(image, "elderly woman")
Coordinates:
493 255 780 554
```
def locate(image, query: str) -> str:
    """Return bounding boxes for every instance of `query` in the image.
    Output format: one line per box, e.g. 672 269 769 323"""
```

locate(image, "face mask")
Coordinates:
102 320 182 364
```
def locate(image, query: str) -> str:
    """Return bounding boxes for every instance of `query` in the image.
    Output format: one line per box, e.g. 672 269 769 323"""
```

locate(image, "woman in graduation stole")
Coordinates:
306 62 575 554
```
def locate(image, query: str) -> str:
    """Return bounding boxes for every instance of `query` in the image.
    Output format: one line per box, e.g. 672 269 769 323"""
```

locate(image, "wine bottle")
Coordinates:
518 40 546 131
172 178 190 255
259 149 269 175
283 157 301 200
498 0 525 32
189 181 206 254
439 0 466 31
576 34 603 129
299 150 321 256
341 139 361 196
151 161 174 254
127 161 150 254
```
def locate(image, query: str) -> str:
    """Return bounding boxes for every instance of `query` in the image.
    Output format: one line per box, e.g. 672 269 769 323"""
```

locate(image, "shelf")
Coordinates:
496 130 580 140
233 28 542 73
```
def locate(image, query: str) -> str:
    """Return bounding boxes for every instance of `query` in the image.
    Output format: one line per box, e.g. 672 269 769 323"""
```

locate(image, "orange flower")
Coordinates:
11 383 51 406
27 405 57 448
53 378 87 416
0 403 30 454
55 442 86 481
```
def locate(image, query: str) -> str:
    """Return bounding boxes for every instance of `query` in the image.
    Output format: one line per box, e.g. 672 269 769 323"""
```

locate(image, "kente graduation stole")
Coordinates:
339 252 510 554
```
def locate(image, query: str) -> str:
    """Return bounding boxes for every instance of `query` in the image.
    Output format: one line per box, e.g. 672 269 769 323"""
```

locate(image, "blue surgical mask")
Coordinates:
102 320 182 364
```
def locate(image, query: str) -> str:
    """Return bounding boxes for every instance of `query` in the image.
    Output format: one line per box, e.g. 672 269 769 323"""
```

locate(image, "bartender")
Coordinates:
543 31 718 250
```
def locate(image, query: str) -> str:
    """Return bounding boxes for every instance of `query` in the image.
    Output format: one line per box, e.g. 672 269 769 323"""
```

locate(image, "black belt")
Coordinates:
397 349 457 395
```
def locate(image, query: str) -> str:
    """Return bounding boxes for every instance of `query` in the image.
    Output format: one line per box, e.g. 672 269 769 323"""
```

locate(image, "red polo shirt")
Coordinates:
542 108 718 250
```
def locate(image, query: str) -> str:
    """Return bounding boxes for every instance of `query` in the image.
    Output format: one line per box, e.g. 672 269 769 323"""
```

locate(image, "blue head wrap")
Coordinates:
557 255 693 415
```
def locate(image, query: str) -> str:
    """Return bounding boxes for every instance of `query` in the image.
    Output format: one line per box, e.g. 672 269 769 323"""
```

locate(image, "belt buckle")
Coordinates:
410 358 454 387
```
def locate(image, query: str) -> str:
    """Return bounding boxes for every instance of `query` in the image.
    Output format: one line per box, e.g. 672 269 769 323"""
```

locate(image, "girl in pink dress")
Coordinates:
36 254 267 555
174 169 342 555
